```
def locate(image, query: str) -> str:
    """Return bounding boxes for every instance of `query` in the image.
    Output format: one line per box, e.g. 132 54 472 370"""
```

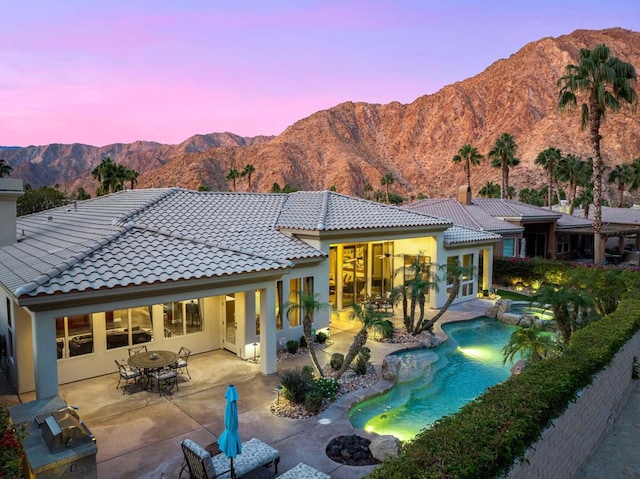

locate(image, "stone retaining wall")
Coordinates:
506 330 640 479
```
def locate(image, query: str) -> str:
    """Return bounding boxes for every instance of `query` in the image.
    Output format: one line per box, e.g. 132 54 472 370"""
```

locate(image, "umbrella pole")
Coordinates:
230 457 235 479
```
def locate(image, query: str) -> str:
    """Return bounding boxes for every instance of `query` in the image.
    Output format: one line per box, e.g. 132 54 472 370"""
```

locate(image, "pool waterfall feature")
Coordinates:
349 318 522 441
486 299 557 330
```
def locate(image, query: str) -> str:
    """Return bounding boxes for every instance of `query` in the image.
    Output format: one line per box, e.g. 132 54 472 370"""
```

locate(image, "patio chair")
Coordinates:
277 463 331 479
180 438 279 479
175 346 192 379
115 359 141 394
149 367 178 396
128 345 148 357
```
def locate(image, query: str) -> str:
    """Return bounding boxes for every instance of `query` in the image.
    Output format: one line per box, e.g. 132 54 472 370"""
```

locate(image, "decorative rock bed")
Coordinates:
325 434 380 466
486 299 557 331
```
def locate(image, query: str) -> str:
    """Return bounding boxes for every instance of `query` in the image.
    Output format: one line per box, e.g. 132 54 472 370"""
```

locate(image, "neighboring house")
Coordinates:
0 180 499 398
406 187 593 260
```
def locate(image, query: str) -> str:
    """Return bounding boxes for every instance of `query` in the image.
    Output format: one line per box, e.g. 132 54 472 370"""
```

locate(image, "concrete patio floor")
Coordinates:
1 298 639 478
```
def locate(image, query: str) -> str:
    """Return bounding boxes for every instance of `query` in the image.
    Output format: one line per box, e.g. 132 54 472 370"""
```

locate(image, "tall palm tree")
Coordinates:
335 303 393 380
286 291 328 377
558 43 638 263
489 133 519 199
91 156 118 196
124 168 139 190
241 164 256 191
0 159 13 178
452 143 484 192
226 168 241 192
556 154 591 214
535 147 562 209
478 181 501 198
363 183 373 200
530 284 591 343
380 173 394 204
574 185 594 219
607 163 633 207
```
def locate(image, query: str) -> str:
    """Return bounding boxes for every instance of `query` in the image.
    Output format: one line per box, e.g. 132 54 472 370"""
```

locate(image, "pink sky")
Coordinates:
2 1 639 147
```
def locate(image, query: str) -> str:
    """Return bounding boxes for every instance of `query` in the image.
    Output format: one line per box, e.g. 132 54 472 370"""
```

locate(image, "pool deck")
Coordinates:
1 298 638 477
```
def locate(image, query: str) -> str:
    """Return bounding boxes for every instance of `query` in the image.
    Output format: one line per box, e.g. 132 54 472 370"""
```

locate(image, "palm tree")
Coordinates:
556 154 591 214
241 164 256 191
530 284 591 343
124 168 139 190
558 43 638 263
0 159 13 178
489 133 520 199
335 303 394 380
518 188 545 206
574 185 594 218
226 168 241 192
607 163 634 207
502 326 560 366
478 181 501 198
363 183 373 200
380 173 394 204
391 255 436 334
91 156 119 196
452 144 484 191
535 147 562 209
286 291 328 377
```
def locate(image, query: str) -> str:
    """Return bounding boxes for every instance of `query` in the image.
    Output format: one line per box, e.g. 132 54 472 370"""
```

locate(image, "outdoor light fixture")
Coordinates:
275 385 283 404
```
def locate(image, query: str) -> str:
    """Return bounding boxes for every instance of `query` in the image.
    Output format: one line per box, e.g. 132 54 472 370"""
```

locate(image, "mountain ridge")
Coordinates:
2 27 639 202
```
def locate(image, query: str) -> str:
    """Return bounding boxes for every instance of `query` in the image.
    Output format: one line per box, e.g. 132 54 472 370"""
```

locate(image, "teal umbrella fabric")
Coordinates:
217 384 242 477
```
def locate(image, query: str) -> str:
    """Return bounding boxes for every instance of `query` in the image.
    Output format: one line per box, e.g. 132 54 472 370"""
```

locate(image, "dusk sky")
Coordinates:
2 1 640 147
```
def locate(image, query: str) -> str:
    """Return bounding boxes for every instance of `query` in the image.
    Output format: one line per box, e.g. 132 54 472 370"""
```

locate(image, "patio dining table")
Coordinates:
128 350 179 390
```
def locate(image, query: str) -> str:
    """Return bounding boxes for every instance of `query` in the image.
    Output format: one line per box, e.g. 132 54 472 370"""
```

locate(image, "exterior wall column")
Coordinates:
431 233 448 308
31 311 59 399
483 247 493 292
259 283 277 375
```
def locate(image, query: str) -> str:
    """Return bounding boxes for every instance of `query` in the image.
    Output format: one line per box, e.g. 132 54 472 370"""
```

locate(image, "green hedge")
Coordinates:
367 293 640 479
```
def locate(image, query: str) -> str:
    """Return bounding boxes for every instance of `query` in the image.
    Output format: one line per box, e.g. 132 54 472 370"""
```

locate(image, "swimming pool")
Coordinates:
349 318 519 441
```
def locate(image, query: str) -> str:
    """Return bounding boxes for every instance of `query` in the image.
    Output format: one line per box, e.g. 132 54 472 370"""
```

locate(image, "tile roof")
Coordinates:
0 189 470 300
472 199 561 219
278 191 452 230
405 198 523 233
444 226 502 245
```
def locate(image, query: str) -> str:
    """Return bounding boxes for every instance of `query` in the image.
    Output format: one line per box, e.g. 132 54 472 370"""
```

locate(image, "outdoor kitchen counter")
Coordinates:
9 395 98 477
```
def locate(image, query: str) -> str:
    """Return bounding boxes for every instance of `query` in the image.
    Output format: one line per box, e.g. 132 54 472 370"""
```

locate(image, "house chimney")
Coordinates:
0 178 24 247
457 185 472 205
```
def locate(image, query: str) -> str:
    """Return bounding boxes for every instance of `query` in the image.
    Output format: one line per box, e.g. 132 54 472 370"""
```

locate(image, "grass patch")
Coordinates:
495 288 530 301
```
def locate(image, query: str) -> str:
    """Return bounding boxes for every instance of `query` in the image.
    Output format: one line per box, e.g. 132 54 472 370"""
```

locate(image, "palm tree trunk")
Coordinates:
335 329 367 379
590 100 605 264
502 162 508 199
416 278 460 334
303 316 324 377
569 179 578 215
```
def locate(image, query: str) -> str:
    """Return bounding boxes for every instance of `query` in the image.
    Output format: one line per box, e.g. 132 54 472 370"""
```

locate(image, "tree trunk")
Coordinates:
569 178 578 215
548 170 553 209
589 99 604 264
335 329 367 379
502 161 509 199
416 278 461 334
303 315 324 377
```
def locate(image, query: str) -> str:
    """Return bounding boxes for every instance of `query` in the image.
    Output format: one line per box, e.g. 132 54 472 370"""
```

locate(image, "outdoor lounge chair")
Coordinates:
180 438 279 479
115 359 141 394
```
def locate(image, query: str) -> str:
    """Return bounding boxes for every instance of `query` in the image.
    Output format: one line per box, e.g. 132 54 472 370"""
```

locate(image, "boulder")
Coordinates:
381 355 401 381
415 331 442 349
369 435 401 461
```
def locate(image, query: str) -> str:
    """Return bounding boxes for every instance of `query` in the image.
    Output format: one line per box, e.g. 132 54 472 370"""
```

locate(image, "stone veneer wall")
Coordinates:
506 330 640 478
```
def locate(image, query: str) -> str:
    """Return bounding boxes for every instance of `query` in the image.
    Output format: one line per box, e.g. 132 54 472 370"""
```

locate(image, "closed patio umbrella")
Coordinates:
519 237 527 258
217 384 242 479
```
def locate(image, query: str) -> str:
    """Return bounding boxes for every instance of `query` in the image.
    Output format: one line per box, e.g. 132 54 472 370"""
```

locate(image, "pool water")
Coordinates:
349 318 519 441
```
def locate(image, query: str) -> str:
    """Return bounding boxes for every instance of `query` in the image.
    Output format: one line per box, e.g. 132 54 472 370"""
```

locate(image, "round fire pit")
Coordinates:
325 434 380 466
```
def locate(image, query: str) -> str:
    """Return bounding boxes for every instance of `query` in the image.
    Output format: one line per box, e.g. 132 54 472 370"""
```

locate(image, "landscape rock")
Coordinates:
381 355 401 381
415 331 443 349
369 435 401 462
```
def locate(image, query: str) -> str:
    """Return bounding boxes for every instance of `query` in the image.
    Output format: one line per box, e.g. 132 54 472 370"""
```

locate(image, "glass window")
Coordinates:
289 278 301 327
276 282 283 331
255 291 261 335
503 238 515 257
58 314 94 358
106 307 153 350
164 299 202 338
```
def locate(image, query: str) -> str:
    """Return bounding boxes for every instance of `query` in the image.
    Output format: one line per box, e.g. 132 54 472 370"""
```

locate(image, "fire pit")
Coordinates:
325 434 379 466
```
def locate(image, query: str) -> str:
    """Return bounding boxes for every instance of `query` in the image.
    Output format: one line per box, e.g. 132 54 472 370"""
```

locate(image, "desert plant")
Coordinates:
279 367 314 404
330 353 344 370
315 331 328 344
354 347 371 375
313 377 340 400
304 389 324 415
286 340 299 355
299 335 307 349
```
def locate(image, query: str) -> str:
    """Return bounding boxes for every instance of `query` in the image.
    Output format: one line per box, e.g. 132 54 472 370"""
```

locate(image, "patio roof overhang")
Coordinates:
558 224 640 238
290 224 451 243
17 269 289 313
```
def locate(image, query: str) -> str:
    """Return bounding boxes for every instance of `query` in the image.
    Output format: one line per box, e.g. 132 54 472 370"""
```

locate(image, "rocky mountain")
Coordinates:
2 28 639 202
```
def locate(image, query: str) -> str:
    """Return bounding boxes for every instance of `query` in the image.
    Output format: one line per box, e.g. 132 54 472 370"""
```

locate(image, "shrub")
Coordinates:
279 368 314 404
286 340 299 354
355 347 371 375
330 353 344 370
315 331 328 344
313 377 340 400
299 335 307 348
0 404 25 478
304 389 324 415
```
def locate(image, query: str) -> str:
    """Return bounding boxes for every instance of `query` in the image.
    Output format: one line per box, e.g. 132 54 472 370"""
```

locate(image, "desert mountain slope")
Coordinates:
3 28 639 201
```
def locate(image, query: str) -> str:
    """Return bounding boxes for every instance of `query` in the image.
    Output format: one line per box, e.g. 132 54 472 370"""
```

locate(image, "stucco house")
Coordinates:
0 180 499 399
